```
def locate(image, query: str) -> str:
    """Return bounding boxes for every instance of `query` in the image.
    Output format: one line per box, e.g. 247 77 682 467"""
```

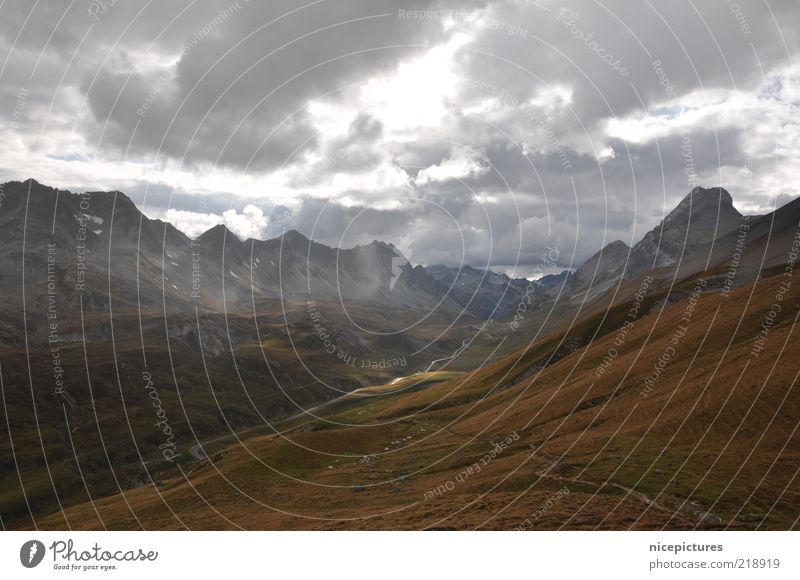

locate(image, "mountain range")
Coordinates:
0 179 579 335
0 180 757 331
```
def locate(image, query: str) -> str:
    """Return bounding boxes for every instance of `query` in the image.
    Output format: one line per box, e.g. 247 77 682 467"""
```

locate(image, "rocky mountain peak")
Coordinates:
199 223 235 242
280 229 309 243
663 186 737 229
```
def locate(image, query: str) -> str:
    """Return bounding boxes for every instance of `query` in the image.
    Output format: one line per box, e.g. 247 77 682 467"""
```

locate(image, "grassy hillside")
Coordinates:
30 265 800 530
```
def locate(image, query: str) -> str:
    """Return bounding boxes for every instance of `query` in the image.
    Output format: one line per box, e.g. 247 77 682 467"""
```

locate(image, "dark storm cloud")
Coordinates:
1 0 490 168
456 0 799 128
295 114 386 185
14 0 488 170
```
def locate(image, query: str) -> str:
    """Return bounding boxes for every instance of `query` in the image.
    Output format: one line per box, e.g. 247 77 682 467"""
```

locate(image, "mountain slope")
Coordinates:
31 249 800 530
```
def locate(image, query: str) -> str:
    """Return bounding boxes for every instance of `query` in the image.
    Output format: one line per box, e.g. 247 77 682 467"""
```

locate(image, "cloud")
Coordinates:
164 208 223 239
164 204 268 240
415 147 489 185
222 204 269 240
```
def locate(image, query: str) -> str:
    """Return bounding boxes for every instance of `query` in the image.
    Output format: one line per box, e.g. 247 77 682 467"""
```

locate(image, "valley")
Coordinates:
1 180 799 530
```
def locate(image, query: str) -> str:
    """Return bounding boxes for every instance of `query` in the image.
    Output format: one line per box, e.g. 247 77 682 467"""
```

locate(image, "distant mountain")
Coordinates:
194 222 464 314
0 180 474 328
569 239 631 299
0 179 589 328
0 178 191 316
423 264 573 318
565 186 744 300
626 186 742 278
424 264 531 319
0 180 766 335
536 270 572 290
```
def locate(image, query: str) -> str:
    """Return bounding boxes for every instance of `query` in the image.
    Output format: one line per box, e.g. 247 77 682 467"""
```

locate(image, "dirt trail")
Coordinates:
533 454 682 516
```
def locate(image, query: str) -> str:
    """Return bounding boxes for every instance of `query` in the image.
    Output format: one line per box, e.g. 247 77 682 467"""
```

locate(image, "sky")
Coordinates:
0 0 798 275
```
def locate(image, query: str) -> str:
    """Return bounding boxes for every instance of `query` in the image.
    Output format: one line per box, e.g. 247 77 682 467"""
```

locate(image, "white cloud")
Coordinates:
361 33 471 133
415 147 488 185
603 63 800 211
222 204 269 240
163 204 268 240
163 209 223 239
